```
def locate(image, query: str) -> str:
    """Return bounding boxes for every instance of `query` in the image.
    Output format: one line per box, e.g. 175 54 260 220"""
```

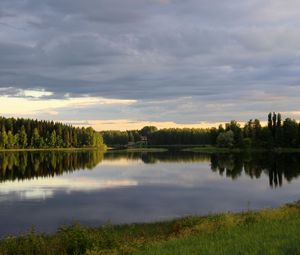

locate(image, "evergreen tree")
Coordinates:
7 131 15 149
19 126 28 148
0 129 8 149
277 113 282 128
272 112 277 137
50 130 57 147
268 112 272 131
31 128 41 148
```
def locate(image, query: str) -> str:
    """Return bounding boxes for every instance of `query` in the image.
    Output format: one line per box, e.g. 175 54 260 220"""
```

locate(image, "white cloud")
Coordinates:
0 91 137 117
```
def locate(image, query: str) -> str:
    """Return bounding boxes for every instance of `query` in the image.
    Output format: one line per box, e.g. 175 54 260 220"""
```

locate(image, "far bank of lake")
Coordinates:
108 145 300 154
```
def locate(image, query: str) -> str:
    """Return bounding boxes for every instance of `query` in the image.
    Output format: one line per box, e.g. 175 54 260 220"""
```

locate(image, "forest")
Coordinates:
102 113 300 149
1 113 299 150
0 117 104 149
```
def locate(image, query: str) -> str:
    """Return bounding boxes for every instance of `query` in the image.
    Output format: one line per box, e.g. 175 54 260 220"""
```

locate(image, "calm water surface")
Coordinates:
0 150 300 237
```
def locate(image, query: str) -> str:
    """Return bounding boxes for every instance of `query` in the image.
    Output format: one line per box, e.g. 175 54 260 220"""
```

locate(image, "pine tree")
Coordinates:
268 112 272 131
19 126 28 148
277 113 282 128
7 131 15 149
31 128 41 148
0 129 8 149
50 130 57 147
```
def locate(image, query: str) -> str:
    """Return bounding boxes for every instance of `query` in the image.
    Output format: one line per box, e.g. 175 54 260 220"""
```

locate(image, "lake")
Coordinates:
0 150 300 237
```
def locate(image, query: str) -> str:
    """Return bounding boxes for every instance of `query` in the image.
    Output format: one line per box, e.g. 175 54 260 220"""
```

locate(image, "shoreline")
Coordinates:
1 146 300 153
0 147 106 152
107 145 300 153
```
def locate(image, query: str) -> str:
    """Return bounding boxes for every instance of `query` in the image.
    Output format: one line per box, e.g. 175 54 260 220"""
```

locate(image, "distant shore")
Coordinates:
0 147 106 152
107 145 300 153
1 202 300 254
1 146 300 154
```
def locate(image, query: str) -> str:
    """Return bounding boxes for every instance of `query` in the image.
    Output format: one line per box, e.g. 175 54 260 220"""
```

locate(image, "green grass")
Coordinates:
181 146 242 153
1 202 300 255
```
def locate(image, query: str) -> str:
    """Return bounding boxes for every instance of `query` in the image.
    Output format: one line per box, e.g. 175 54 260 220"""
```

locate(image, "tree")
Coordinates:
128 132 135 143
272 112 277 130
140 126 158 137
0 130 8 149
31 128 41 148
7 131 15 149
94 133 104 148
216 130 234 148
225 121 243 147
50 130 57 147
268 112 272 131
63 129 70 147
277 113 282 128
282 118 298 147
18 126 28 148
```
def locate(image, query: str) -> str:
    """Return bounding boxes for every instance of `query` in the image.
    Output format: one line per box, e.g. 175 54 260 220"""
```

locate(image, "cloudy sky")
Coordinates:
0 0 300 130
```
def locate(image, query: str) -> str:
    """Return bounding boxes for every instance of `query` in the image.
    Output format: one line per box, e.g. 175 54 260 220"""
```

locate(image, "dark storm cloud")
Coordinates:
1 0 300 122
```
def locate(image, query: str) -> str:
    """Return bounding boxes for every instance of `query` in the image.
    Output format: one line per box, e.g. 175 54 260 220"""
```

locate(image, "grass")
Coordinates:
181 146 242 153
1 202 300 255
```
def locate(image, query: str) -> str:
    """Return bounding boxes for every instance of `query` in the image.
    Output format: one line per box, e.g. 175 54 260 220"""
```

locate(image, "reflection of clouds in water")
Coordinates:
0 160 219 201
0 177 138 201
83 160 271 191
101 158 143 165
21 190 54 200
0 154 293 202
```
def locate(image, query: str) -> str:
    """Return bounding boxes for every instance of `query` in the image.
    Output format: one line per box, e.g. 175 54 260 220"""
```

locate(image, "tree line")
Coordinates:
101 126 157 146
102 113 300 148
215 112 300 148
0 117 105 149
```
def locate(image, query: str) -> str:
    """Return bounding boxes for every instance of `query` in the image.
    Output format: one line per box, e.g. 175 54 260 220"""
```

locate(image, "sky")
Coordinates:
0 0 300 130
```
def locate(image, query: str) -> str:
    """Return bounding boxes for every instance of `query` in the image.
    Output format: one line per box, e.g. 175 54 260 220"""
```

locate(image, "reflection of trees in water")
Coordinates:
105 151 300 188
104 151 211 164
1 151 299 188
105 152 300 188
211 153 300 188
0 151 104 182
211 154 244 180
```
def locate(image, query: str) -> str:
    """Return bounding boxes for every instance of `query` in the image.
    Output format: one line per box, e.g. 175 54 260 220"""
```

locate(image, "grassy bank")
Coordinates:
1 202 300 255
181 146 242 153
